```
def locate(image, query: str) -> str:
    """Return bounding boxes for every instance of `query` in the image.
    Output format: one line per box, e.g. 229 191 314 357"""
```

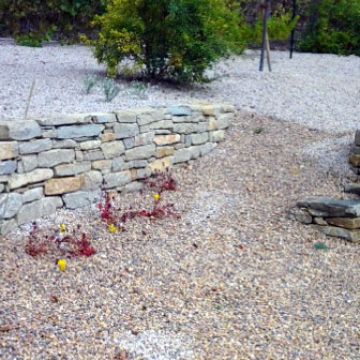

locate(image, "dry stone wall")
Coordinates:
0 104 235 234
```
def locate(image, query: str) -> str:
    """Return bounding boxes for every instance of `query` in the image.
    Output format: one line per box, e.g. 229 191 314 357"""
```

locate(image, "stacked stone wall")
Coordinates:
0 104 234 234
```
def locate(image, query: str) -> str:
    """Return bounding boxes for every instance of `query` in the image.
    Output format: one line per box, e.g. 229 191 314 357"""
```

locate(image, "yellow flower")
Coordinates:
108 224 119 234
57 259 67 272
153 193 161 202
60 224 67 234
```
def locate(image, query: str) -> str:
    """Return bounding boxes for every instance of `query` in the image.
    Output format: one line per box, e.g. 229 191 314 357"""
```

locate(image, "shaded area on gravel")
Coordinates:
0 44 359 133
1 113 359 359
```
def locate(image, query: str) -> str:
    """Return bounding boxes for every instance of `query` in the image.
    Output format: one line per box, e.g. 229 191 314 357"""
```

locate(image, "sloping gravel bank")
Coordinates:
0 42 359 133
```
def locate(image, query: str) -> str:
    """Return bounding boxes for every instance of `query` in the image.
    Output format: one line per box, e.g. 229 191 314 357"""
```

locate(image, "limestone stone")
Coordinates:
42 130 57 138
0 160 17 175
173 122 206 134
116 111 138 123
131 167 151 180
36 114 92 126
136 108 165 125
17 197 63 225
112 157 125 172
125 144 155 161
38 149 75 167
154 134 180 146
208 117 218 131
201 105 216 116
122 160 148 169
199 142 216 156
103 171 132 189
0 120 41 140
216 113 233 129
314 225 360 242
114 123 139 139
173 148 192 164
92 160 112 171
209 130 224 142
54 162 91 176
22 187 43 203
0 142 18 160
20 155 38 173
81 171 103 190
155 146 175 158
80 140 101 150
313 217 328 225
297 197 360 217
0 184 4 193
63 190 101 209
149 157 173 173
349 154 360 167
19 139 52 155
100 133 116 142
123 138 135 149
191 132 208 145
0 218 17 235
123 181 143 193
45 176 83 195
168 106 192 116
140 120 173 133
9 169 54 189
0 193 23 219
134 132 154 147
52 139 78 149
92 113 117 123
57 124 104 139
326 217 360 229
294 210 313 224
101 141 125 159
82 150 104 161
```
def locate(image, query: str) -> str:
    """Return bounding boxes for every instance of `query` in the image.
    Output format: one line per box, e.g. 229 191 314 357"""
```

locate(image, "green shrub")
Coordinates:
0 0 106 42
300 0 360 56
92 0 245 83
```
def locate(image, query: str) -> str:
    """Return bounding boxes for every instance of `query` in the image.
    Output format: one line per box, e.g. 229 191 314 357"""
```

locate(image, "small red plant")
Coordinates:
143 170 177 194
98 191 117 225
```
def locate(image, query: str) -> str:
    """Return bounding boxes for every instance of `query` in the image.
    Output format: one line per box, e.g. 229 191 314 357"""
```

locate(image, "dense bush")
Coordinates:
0 0 106 43
92 0 245 82
300 0 360 56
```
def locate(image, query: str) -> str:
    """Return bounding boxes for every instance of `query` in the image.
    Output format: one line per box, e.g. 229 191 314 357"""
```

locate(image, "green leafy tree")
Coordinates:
93 0 245 82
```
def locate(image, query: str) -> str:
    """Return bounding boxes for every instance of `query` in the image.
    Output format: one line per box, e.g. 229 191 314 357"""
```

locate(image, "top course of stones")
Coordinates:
0 103 235 234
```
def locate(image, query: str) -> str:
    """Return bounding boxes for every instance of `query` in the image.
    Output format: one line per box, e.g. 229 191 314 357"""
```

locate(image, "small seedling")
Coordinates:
83 75 98 94
314 242 329 251
103 78 120 102
254 127 265 135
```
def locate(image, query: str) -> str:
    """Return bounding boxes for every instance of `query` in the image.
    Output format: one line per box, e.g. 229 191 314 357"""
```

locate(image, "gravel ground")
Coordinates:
1 113 359 359
0 42 359 133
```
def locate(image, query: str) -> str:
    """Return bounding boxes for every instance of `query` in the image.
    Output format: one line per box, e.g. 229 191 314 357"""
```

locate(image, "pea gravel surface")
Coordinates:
1 113 359 359
0 41 359 133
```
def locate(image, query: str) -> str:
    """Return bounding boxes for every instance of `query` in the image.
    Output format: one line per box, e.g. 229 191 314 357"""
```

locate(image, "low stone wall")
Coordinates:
0 104 234 235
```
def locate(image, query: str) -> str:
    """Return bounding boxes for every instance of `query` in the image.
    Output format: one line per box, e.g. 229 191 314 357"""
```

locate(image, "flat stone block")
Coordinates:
101 141 125 159
0 120 41 140
125 144 155 161
63 190 101 209
114 123 139 139
0 193 23 219
0 160 17 175
0 142 18 160
45 176 83 195
103 171 132 189
154 134 180 146
38 149 75 167
19 139 52 154
9 169 54 189
57 124 104 139
314 225 360 242
54 162 91 176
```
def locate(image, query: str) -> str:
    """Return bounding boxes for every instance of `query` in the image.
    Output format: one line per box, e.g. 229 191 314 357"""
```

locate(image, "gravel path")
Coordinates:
0 42 359 133
1 113 359 359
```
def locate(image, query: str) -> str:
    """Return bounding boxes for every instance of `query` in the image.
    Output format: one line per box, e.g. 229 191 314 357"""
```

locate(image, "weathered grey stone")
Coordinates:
42 129 58 138
38 149 75 167
122 160 148 169
344 183 360 195
140 120 173 133
0 142 18 160
19 139 52 154
168 106 192 117
0 184 4 193
9 169 54 189
199 142 216 156
57 124 104 139
0 160 17 175
155 129 172 135
0 218 17 235
75 150 84 161
294 210 313 224
313 217 328 225
115 110 138 123
103 171 132 189
54 162 91 176
52 139 78 149
37 114 92 126
327 217 360 229
82 150 104 161
19 155 38 173
173 148 192 164
92 113 117 124
134 132 154 147
172 115 202 123
22 187 43 204
191 132 208 145
101 141 125 159
349 154 360 167
154 134 180 146
136 108 165 125
63 190 101 209
314 225 360 242
100 133 117 143
92 160 112 172
209 130 225 142
123 138 135 149
80 140 101 150
216 113 233 129
173 122 206 134
125 144 155 161
123 181 143 193
0 193 23 219
131 167 151 180
112 157 125 172
114 123 139 139
81 171 103 190
155 146 175 158
17 197 63 225
297 197 360 218
45 176 83 195
149 156 173 173
0 121 41 140
308 209 329 217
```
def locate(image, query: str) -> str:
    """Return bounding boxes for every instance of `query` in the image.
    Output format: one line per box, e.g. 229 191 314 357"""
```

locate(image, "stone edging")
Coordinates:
0 103 235 234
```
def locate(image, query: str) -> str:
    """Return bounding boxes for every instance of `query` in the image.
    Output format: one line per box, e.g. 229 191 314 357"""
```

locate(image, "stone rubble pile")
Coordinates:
296 130 360 242
0 103 234 235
